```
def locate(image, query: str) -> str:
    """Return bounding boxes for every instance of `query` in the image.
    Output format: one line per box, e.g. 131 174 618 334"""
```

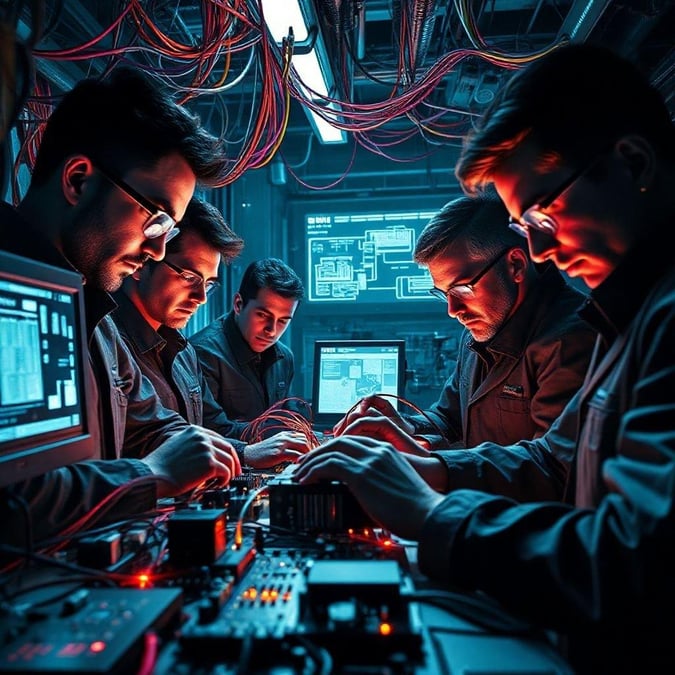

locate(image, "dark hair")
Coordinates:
414 192 526 263
456 43 675 195
238 258 305 304
31 66 227 187
167 198 244 264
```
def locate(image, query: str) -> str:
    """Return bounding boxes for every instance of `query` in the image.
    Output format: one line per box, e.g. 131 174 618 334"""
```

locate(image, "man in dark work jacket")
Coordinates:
296 45 675 674
336 193 596 457
190 258 305 424
112 198 309 469
0 67 240 551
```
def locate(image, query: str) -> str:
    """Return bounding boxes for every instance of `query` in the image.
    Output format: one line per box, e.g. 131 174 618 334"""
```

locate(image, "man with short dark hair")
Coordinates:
335 192 596 455
0 66 240 549
190 258 305 424
113 200 308 468
296 44 675 673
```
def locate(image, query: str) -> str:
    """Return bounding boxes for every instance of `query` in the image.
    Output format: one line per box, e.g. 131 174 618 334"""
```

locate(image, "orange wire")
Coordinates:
341 392 452 447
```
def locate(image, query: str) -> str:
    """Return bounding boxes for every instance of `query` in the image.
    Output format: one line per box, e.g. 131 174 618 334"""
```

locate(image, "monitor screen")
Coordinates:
311 339 406 428
305 210 438 304
0 250 94 487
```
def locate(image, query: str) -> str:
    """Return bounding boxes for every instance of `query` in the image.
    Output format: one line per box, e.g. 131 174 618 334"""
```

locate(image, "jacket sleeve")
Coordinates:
432 395 578 501
0 459 157 549
417 299 675 633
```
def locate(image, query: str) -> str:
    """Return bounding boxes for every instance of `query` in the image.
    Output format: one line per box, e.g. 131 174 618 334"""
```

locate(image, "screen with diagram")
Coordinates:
311 340 406 427
305 210 437 303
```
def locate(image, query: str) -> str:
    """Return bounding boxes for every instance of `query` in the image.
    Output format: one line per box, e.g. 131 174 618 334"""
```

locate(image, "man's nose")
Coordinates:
191 283 208 304
446 295 466 318
142 234 168 262
527 229 557 263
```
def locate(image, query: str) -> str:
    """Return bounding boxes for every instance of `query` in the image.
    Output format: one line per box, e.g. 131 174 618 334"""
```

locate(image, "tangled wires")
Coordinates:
240 397 323 449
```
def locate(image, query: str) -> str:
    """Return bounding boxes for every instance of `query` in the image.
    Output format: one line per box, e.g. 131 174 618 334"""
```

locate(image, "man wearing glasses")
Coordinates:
295 44 675 673
0 67 242 550
334 192 596 455
112 199 309 469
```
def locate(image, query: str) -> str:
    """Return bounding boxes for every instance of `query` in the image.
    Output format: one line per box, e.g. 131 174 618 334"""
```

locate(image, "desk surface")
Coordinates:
0 478 574 674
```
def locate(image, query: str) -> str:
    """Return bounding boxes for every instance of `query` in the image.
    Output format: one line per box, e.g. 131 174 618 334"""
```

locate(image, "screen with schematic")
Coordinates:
311 339 406 427
305 210 438 304
0 250 93 487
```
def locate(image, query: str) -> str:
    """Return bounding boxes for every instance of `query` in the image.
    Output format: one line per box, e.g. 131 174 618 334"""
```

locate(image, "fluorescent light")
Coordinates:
293 51 329 98
262 0 347 145
307 103 347 144
261 0 309 43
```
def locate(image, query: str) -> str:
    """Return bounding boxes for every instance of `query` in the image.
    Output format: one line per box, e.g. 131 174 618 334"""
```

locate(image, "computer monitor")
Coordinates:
0 250 94 487
311 339 406 429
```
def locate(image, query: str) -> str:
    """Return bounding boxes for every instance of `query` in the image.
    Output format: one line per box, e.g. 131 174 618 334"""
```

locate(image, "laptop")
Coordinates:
311 339 406 431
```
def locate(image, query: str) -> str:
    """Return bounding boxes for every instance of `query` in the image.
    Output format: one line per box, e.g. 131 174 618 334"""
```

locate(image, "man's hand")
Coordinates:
333 417 449 491
294 435 444 540
244 431 309 468
141 425 242 497
333 395 415 436
340 416 429 456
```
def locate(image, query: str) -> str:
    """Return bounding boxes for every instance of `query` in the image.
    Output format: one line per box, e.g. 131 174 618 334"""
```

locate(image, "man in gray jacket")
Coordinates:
112 198 309 468
335 193 596 454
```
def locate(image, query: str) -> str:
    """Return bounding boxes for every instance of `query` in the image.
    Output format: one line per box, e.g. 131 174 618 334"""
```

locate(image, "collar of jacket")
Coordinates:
0 202 116 340
224 309 284 368
581 236 675 341
112 287 189 361
469 262 578 359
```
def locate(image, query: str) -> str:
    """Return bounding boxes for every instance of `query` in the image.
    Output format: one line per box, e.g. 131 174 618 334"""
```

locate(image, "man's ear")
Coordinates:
233 292 243 314
615 135 655 191
62 156 95 206
508 247 529 283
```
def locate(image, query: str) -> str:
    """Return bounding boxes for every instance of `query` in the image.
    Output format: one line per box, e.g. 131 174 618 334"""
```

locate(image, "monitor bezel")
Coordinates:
311 338 407 429
0 250 95 487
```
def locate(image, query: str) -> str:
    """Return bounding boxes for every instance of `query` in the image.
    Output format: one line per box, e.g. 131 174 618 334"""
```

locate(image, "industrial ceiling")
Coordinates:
6 0 675 196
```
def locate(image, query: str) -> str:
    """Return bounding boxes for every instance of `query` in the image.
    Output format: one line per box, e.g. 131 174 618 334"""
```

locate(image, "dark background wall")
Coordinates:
190 162 466 412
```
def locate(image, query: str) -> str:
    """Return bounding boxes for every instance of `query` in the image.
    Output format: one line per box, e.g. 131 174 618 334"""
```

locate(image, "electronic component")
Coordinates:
167 508 227 567
0 588 182 674
212 543 257 581
177 550 422 670
300 559 422 660
267 465 373 533
76 531 122 569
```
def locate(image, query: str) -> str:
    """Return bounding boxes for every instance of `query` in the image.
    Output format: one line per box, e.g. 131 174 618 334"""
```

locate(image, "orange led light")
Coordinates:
379 622 392 636
136 573 151 588
90 641 106 653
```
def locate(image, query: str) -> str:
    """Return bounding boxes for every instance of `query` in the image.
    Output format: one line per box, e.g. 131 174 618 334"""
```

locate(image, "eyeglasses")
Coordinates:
160 259 220 296
429 247 511 302
508 158 599 238
95 164 177 239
